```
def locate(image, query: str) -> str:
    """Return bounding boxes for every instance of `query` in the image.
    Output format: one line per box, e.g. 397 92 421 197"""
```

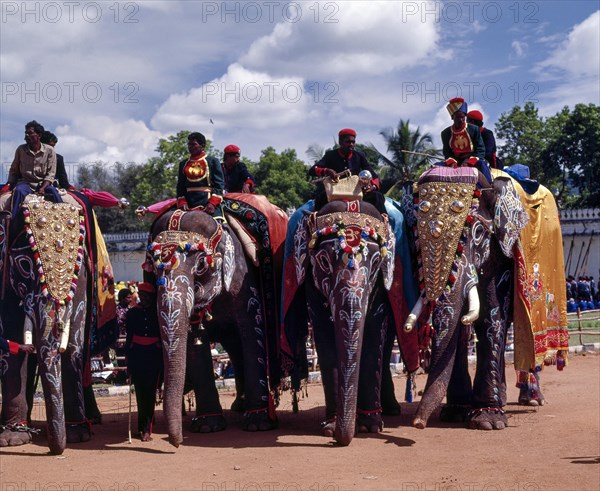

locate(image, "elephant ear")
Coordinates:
493 177 529 257
292 213 313 286
221 230 236 292
380 223 396 290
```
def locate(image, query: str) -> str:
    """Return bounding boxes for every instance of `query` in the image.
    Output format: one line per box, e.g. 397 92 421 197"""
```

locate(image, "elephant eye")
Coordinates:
193 255 209 276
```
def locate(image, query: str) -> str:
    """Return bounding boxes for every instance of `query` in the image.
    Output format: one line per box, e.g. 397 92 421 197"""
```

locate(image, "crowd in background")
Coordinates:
566 275 600 312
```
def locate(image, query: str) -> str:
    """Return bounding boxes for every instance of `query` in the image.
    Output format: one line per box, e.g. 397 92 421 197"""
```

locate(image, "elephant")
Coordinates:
404 165 528 430
144 198 286 448
283 198 418 446
0 197 93 455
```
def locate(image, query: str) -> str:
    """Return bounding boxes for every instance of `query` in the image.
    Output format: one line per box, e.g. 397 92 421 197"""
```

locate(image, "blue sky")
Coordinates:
1 0 599 180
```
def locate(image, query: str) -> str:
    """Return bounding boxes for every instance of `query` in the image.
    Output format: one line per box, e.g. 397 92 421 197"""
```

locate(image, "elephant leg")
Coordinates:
84 384 102 424
380 323 401 416
469 268 512 431
0 352 33 447
218 335 245 413
441 324 473 423
25 353 38 426
518 370 545 406
187 338 226 433
309 300 338 437
357 295 388 433
236 303 277 431
413 298 462 429
62 348 90 444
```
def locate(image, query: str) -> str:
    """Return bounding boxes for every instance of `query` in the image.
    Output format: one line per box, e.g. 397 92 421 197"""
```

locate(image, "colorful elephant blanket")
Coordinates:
492 169 569 371
280 198 421 390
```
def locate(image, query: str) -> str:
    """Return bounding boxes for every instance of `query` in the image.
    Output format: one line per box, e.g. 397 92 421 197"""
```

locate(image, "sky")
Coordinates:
1 0 599 182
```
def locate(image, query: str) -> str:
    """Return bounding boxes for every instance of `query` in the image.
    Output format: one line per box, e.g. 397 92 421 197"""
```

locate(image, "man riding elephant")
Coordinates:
441 98 492 183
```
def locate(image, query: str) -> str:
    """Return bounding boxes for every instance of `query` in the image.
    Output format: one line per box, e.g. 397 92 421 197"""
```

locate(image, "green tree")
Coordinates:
495 102 551 181
368 119 441 195
496 102 599 207
75 161 145 232
544 103 600 207
253 147 312 210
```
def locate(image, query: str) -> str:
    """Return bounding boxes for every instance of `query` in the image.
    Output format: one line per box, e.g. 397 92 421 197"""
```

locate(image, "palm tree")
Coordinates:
371 119 441 191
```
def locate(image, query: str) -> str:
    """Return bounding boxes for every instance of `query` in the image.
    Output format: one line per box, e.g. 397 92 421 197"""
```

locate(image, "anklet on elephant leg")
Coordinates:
66 419 93 433
356 408 382 416
467 407 505 418
0 422 41 435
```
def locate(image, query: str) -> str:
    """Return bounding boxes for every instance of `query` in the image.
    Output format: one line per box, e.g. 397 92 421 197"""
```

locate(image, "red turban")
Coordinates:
223 144 240 154
338 128 357 138
467 110 483 122
137 282 155 294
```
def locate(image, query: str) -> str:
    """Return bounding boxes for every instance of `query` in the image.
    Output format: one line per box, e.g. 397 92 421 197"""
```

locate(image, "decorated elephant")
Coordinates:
143 195 287 448
282 197 420 446
0 197 92 455
404 165 529 430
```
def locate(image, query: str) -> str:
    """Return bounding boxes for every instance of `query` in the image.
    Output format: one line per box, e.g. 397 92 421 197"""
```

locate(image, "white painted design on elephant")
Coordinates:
222 233 235 291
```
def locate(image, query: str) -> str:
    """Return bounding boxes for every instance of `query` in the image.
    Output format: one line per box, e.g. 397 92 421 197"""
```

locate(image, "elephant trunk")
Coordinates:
332 308 366 446
158 279 192 448
37 337 66 455
162 338 187 448
413 303 462 429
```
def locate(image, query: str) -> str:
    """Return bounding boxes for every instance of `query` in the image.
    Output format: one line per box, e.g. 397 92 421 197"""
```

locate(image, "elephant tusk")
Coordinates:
404 296 426 332
461 286 480 325
59 316 71 353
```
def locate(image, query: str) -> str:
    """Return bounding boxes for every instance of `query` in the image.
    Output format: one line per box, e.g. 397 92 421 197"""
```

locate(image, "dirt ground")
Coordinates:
1 353 598 491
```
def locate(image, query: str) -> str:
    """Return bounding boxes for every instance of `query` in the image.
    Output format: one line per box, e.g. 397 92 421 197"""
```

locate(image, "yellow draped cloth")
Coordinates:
94 212 116 328
492 170 569 370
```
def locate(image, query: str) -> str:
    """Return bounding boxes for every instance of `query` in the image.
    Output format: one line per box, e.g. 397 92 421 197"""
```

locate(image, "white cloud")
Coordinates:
240 1 444 79
511 41 528 59
536 11 600 78
535 11 600 113
56 117 164 164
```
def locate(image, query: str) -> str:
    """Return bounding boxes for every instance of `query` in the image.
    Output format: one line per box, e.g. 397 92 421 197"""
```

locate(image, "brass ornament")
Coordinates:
23 199 83 302
314 211 388 240
416 181 476 300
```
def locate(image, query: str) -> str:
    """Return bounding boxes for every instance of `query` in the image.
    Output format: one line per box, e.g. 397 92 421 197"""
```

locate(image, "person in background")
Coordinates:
222 144 254 194
125 282 163 442
466 109 502 169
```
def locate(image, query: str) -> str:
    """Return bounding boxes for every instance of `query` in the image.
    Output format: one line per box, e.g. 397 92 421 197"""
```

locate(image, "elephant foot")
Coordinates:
356 411 383 434
190 414 227 433
230 395 245 413
518 391 545 407
320 418 335 438
0 423 37 447
66 421 93 443
243 409 278 432
440 404 470 423
468 407 507 431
